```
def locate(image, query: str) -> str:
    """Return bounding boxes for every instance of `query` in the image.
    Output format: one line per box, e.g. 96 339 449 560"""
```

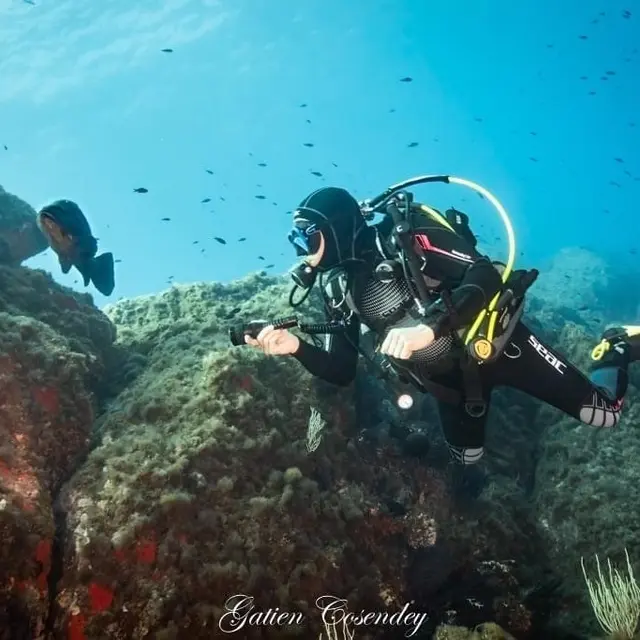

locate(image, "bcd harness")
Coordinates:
320 193 538 417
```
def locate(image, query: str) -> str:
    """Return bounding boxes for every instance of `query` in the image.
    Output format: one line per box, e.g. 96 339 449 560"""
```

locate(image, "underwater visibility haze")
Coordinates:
1 1 640 639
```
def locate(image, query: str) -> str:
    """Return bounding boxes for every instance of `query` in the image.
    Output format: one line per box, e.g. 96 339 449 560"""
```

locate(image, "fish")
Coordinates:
400 77 413 82
303 143 314 147
37 200 115 296
214 236 226 244
205 169 214 175
201 197 211 203
255 195 266 200
310 171 323 177
258 256 265 260
161 48 173 53
238 237 246 242
161 217 171 221
133 187 148 193
258 162 267 167
407 142 419 148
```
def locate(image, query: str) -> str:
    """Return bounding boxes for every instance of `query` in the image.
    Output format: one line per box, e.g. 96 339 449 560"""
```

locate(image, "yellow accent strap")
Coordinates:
417 204 456 233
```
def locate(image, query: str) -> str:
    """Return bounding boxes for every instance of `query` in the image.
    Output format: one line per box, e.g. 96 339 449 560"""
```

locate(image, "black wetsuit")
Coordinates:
292 209 631 464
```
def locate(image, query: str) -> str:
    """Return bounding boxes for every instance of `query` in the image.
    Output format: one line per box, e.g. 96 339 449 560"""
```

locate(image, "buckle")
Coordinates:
464 401 487 418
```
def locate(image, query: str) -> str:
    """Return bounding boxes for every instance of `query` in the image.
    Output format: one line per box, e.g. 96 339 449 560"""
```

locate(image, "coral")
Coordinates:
0 265 116 634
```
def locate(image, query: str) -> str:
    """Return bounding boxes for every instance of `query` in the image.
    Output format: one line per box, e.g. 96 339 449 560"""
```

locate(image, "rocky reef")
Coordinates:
0 187 638 639
0 185 47 265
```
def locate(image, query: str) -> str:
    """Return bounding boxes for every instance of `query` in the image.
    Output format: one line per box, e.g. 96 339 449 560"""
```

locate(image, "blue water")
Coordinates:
1 0 638 305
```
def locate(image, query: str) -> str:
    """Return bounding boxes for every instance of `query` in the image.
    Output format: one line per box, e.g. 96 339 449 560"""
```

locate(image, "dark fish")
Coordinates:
580 76 588 80
205 169 214 175
264 264 274 269
258 256 265 260
578 35 588 40
588 91 596 95
389 108 396 113
407 142 419 148
474 117 483 122
238 237 246 242
115 259 122 263
214 236 227 244
225 306 241 318
529 157 538 162
193 241 199 244
201 197 211 203
133 187 148 193
255 195 266 200
530 131 537 136
306 119 311 124
258 162 267 167
615 158 624 163
2 145 7 150
310 171 323 177
299 103 307 108
161 48 173 53
37 200 115 296
303 143 314 147
400 77 413 82
331 162 338 167
161 217 171 221
220 196 226 201
623 9 631 19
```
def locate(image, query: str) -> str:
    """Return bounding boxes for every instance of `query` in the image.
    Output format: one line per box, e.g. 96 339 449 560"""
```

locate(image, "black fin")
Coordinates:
75 261 91 286
59 255 73 274
89 252 115 296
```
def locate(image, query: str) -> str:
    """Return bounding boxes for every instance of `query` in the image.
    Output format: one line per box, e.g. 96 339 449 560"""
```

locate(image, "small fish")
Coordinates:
474 117 483 122
299 103 307 108
529 157 538 162
331 162 338 167
161 217 171 221
306 119 311 124
407 142 419 148
578 34 588 40
622 9 631 19
214 236 227 244
205 169 214 175
310 171 323 177
115 259 122 263
255 195 266 200
133 187 148 193
258 255 265 260
238 237 246 242
615 158 624 163
201 197 211 203
37 200 115 296
161 48 173 53
400 77 413 82
579 76 588 80
303 143 314 147
220 196 226 201
2 144 7 150
264 264 274 269
530 131 537 136
225 306 242 319
193 240 199 245
258 162 267 167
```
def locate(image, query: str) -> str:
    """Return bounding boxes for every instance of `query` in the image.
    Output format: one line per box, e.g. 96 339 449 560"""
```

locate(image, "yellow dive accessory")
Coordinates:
592 326 640 361
361 174 519 362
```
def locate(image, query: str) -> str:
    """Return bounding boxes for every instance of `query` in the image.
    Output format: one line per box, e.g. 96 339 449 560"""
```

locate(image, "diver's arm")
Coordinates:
292 316 360 386
423 257 503 338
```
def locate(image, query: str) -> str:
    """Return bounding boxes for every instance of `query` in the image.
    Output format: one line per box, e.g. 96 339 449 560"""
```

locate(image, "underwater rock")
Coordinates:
50 276 475 639
0 185 48 265
0 265 116 636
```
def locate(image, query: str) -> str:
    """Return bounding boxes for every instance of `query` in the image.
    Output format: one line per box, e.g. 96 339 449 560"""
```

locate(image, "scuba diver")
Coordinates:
243 176 640 467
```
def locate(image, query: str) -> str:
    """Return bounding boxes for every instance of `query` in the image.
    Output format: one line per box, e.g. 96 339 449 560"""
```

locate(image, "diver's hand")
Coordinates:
244 325 300 356
380 325 435 360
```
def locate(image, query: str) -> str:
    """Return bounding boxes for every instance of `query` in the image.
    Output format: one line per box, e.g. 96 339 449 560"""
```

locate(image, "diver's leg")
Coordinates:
435 367 492 464
488 322 634 427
